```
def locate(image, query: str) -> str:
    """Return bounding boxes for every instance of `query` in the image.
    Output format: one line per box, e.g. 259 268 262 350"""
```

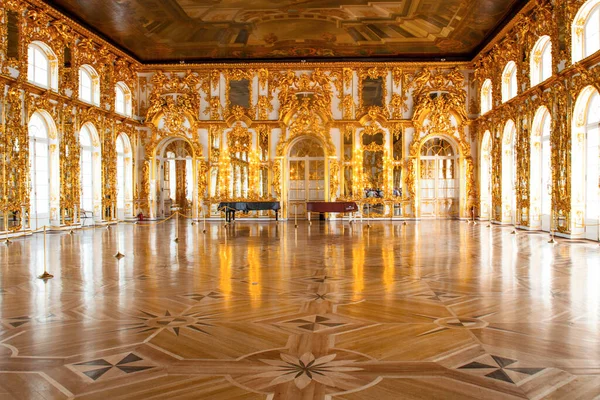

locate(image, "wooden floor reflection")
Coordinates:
1 220 600 399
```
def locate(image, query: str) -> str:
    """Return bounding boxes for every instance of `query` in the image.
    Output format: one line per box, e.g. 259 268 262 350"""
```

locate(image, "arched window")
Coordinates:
480 131 492 219
116 133 133 219
530 107 552 231
116 136 125 210
27 42 58 90
28 113 50 230
480 79 493 114
573 0 600 62
584 93 600 239
80 123 101 222
115 82 132 117
501 120 517 224
79 65 100 105
530 36 552 86
572 87 600 240
501 62 518 103
80 125 94 213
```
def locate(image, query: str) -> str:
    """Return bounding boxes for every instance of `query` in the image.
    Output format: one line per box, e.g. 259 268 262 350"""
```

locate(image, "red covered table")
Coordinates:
305 201 359 222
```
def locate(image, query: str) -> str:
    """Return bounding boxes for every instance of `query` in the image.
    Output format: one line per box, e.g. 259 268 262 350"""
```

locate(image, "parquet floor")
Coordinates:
1 220 600 399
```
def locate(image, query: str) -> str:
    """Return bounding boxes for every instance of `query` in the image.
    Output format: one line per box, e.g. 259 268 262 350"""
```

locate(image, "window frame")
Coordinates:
114 82 133 117
501 61 518 103
27 41 58 90
79 65 100 106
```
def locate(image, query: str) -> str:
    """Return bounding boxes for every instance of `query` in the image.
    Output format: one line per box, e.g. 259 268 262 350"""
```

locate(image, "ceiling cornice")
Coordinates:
29 0 141 65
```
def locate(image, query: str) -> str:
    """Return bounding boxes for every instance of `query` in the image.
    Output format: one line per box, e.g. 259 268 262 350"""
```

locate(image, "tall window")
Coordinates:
79 65 100 105
572 86 600 240
29 113 50 230
530 36 552 86
585 6 600 58
116 135 125 209
585 92 600 236
573 0 600 62
80 125 95 212
501 120 517 223
530 107 552 231
27 42 58 90
480 131 492 219
480 79 493 114
501 62 518 103
115 82 132 117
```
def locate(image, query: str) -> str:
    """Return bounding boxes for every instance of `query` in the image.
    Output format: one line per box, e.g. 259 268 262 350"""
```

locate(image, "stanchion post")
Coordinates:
37 225 53 280
203 205 207 234
114 222 125 259
174 211 179 243
510 209 517 235
367 203 371 229
548 210 555 244
223 206 229 228
294 204 298 228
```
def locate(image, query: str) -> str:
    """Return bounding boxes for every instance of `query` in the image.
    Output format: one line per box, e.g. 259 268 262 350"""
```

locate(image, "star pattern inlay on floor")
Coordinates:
0 220 599 399
69 353 155 381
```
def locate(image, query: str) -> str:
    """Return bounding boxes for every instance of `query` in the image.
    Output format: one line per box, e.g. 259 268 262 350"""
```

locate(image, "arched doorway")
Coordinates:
419 137 459 218
572 86 600 240
501 120 517 224
530 107 552 231
287 136 326 219
480 131 492 220
155 138 195 218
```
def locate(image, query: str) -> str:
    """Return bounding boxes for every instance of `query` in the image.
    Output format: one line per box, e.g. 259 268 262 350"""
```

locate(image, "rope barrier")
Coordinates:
133 212 178 228
176 211 195 220
0 211 187 239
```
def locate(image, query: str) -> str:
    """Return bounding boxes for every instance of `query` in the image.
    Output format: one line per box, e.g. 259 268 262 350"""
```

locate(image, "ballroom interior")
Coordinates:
1 0 600 399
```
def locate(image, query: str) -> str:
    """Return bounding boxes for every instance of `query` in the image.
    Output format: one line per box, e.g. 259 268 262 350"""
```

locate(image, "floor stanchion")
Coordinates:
37 225 53 280
203 207 207 234
294 204 298 229
3 228 11 246
548 211 555 244
114 222 125 259
510 212 517 235
174 211 179 243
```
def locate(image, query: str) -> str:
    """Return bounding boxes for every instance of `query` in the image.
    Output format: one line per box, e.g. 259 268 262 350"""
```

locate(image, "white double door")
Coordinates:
288 157 325 218
419 157 459 218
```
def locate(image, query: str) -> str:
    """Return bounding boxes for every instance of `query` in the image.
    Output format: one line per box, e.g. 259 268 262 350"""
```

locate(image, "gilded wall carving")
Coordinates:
472 0 600 233
0 0 598 229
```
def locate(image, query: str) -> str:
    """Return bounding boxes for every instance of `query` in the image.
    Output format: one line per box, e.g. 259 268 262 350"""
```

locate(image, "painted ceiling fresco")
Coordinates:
44 0 528 62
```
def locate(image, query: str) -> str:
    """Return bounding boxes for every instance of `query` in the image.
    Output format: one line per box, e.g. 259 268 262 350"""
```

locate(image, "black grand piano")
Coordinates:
218 201 281 222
